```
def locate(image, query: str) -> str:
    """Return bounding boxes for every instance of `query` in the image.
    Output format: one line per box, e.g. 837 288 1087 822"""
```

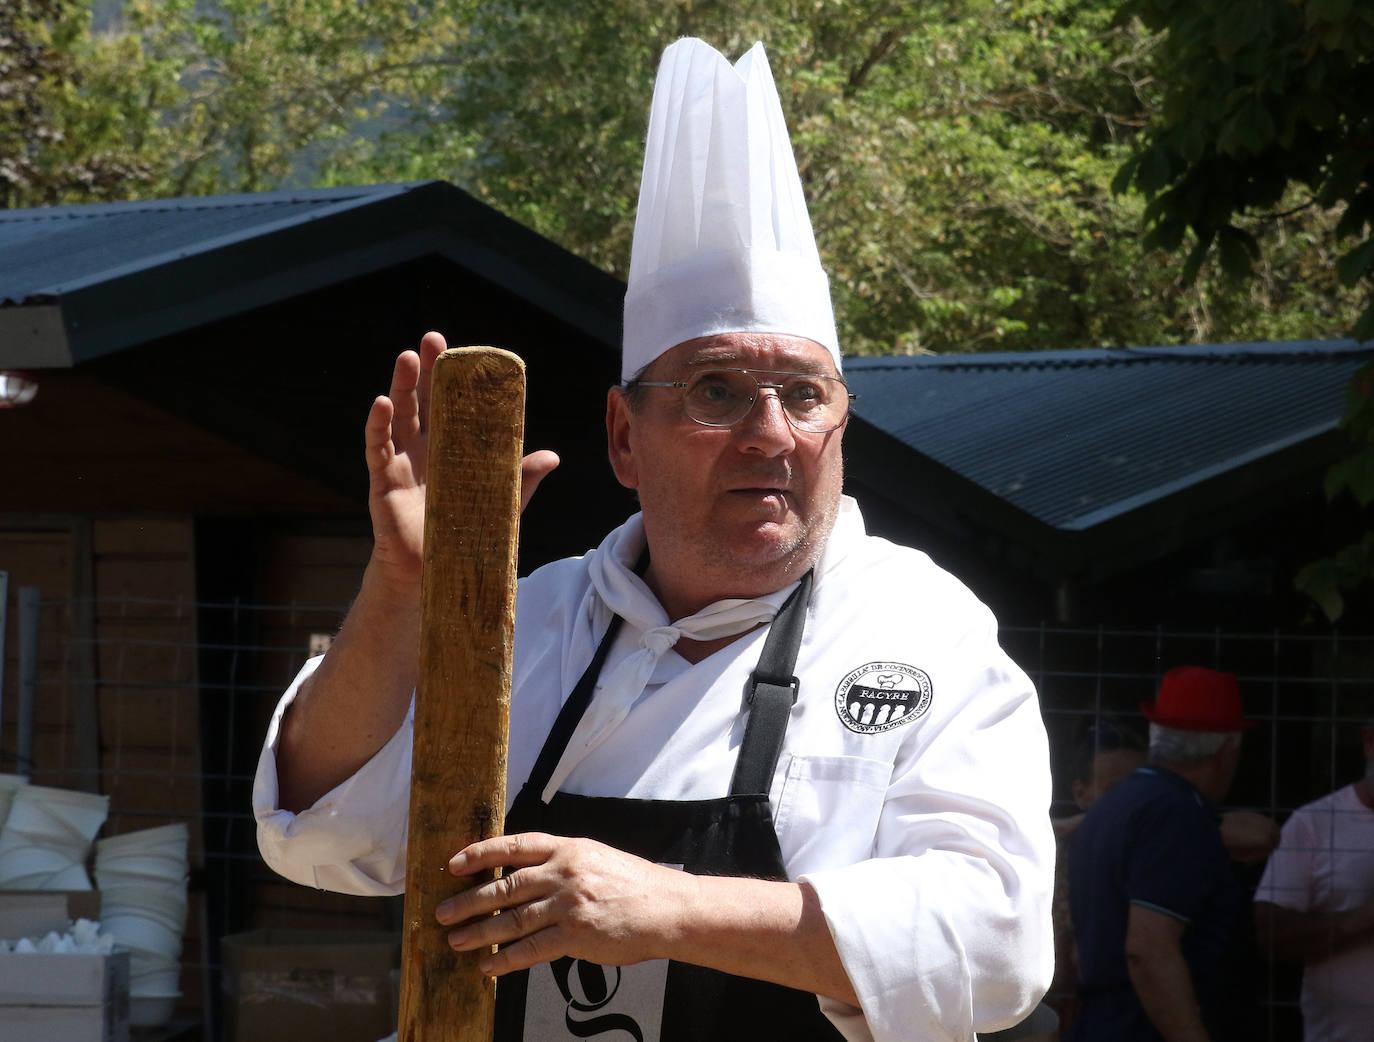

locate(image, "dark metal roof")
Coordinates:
0 181 624 368
844 340 1372 532
0 185 393 305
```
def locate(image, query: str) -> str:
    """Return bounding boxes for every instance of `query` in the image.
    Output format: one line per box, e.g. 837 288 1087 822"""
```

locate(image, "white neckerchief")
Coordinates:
541 516 797 802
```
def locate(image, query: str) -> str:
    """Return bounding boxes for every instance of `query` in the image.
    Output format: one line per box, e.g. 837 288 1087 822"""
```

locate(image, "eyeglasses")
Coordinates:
629 368 856 433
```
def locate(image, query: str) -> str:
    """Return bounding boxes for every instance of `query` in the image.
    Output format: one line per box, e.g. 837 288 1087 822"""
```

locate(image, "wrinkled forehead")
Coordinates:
652 332 841 379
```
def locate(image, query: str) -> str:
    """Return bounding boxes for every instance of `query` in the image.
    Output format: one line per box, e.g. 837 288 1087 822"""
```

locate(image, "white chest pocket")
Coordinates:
772 754 893 878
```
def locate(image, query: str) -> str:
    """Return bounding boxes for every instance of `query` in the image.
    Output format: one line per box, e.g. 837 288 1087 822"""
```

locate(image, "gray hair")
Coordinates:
1148 724 1239 765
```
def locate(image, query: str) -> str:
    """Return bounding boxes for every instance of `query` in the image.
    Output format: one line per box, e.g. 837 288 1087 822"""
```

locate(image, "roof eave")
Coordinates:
1 181 624 371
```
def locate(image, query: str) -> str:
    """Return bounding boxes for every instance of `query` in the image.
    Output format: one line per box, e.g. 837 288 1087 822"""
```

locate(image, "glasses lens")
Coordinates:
779 375 838 431
683 370 754 426
681 370 848 431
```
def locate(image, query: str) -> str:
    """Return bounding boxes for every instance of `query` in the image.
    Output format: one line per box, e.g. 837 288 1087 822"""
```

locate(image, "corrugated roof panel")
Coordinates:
845 342 1371 530
0 186 405 304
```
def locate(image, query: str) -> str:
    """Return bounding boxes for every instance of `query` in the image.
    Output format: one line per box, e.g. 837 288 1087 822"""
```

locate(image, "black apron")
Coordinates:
493 571 844 1042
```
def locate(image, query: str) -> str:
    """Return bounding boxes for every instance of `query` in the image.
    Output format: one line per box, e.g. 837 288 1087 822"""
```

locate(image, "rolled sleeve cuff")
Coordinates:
253 656 413 896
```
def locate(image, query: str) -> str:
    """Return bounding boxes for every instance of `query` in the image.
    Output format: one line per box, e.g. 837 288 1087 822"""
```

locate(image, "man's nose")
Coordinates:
735 388 796 454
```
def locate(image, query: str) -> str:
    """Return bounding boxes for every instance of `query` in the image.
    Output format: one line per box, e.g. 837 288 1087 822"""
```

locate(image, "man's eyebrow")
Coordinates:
678 351 833 374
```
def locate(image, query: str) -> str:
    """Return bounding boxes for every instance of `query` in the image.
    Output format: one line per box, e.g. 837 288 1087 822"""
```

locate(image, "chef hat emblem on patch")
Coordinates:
835 662 932 734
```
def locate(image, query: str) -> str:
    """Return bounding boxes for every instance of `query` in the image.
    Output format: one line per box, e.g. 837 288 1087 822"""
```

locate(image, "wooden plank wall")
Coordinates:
1 520 410 1027
0 529 74 781
91 519 205 1018
0 519 206 1021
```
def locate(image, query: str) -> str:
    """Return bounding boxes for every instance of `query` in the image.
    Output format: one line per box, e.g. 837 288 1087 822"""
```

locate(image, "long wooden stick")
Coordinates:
399 347 525 1042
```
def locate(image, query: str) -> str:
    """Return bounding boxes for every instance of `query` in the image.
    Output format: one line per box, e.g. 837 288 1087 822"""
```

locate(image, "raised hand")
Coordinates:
363 332 444 596
363 331 560 601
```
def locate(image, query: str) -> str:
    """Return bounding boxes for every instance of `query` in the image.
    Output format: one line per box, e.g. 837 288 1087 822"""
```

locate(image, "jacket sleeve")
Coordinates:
800 610 1056 1042
253 655 414 896
1253 807 1317 913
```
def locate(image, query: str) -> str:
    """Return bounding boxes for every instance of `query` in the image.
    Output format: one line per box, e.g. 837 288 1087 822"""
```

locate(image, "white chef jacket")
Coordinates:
254 497 1055 1042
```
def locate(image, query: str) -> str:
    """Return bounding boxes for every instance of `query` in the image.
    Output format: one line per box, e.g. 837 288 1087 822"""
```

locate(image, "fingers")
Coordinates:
452 912 567 977
387 349 423 449
438 867 533 927
444 893 567 977
477 931 562 977
415 331 446 435
448 832 558 877
436 833 562 931
437 860 569 976
520 451 560 513
364 395 396 474
385 333 444 449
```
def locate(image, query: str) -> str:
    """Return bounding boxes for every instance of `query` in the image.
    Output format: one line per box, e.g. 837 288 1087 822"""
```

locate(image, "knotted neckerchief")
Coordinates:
540 516 798 802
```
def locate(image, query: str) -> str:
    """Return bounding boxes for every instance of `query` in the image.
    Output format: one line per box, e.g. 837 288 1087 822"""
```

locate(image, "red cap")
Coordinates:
1140 666 1257 732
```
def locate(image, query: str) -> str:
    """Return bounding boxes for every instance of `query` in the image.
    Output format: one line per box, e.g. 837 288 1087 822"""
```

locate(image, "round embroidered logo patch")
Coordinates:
835 662 933 734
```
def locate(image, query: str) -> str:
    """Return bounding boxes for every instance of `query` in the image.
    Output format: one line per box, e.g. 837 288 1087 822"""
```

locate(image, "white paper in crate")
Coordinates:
0 919 114 954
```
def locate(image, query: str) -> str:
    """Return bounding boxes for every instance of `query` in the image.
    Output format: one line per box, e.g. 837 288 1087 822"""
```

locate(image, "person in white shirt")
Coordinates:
1254 722 1374 1042
254 37 1055 1042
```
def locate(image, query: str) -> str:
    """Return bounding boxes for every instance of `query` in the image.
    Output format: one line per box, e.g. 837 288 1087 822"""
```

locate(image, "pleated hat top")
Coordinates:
622 38 840 382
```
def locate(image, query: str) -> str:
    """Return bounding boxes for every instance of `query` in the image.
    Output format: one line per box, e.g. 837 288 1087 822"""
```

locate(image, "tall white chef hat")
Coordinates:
622 38 840 383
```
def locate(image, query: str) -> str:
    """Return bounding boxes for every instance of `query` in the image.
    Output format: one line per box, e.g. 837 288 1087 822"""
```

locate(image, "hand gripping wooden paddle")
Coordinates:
399 347 525 1042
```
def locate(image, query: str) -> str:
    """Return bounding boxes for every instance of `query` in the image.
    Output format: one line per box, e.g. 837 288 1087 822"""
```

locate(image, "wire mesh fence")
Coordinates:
1002 622 1374 1042
1 592 1369 1041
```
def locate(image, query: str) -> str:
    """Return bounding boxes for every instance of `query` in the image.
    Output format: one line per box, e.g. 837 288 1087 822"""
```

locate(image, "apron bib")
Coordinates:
493 572 844 1042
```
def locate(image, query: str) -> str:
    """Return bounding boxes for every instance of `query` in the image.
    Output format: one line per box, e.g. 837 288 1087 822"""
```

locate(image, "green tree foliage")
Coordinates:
1295 363 1374 621
1118 0 1373 332
1114 0 1374 620
0 0 154 206
10 0 1363 355
345 0 1363 355
1 0 469 207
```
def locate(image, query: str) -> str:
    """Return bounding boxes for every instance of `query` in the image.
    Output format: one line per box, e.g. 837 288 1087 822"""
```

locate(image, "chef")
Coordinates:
254 37 1054 1042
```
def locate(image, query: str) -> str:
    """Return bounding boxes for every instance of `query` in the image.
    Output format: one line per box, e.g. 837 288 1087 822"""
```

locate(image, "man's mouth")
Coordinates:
726 486 795 512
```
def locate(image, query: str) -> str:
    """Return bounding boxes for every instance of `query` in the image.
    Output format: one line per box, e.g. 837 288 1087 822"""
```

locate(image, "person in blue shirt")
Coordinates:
1067 666 1259 1042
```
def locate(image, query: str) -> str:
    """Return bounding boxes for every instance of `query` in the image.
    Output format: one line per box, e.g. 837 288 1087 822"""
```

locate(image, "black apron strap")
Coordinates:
523 548 649 799
730 569 814 796
523 611 624 801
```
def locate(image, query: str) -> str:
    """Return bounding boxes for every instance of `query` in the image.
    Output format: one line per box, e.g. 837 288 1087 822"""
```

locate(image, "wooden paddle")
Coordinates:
398 346 525 1042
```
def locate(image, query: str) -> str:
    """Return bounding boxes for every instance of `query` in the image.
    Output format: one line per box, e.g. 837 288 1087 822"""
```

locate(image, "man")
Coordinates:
1049 718 1149 1030
1067 666 1257 1042
1054 720 1275 853
1253 721 1374 1041
254 38 1054 1042
1054 719 1149 843
1052 716 1275 1037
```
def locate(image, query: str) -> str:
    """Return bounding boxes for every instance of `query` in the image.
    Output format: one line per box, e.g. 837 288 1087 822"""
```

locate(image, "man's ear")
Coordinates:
606 387 640 490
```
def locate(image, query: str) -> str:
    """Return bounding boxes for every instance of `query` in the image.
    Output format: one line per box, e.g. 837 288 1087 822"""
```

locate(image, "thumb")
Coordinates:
520 451 560 514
